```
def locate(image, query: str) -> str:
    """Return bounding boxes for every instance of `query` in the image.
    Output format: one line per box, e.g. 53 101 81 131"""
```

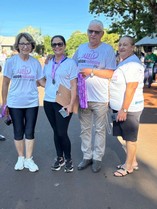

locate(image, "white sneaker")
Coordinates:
24 157 39 172
14 156 25 171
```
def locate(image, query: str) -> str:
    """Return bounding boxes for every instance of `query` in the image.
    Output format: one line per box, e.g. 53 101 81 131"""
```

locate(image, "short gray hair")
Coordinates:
88 19 104 31
14 32 36 53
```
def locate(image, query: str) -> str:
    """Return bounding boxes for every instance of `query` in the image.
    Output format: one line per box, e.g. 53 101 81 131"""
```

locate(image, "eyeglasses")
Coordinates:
19 42 31 47
51 42 64 48
87 29 102 35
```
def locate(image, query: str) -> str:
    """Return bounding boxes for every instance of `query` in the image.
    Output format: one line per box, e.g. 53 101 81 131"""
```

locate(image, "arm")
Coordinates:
37 77 46 87
2 76 10 116
64 78 77 114
80 68 114 79
117 82 138 121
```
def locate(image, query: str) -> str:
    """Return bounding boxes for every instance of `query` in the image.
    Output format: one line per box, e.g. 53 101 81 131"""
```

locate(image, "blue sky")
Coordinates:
0 0 111 40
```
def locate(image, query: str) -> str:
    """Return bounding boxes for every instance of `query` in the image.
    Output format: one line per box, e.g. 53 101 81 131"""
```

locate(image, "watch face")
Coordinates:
90 72 94 77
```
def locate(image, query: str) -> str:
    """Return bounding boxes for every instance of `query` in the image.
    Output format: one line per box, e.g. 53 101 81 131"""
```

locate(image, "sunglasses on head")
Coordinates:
87 29 102 35
51 42 64 48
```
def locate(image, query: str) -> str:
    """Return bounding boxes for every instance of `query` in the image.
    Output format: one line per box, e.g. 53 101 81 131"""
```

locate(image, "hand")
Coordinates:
1 105 9 117
80 68 92 77
45 54 54 64
116 109 127 122
64 104 73 115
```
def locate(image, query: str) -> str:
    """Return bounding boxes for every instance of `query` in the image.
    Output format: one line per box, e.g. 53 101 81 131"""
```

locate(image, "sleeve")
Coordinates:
72 49 79 64
124 62 142 82
69 60 78 80
36 60 44 80
104 46 116 70
3 57 13 78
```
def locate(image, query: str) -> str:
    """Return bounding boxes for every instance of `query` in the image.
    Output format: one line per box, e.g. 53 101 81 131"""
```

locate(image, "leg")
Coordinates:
92 102 108 161
78 106 93 160
9 108 25 157
125 141 137 171
24 107 38 158
91 102 108 173
44 101 64 158
54 103 72 160
9 108 25 171
14 140 25 156
24 107 39 172
114 111 141 176
148 67 153 88
25 139 35 158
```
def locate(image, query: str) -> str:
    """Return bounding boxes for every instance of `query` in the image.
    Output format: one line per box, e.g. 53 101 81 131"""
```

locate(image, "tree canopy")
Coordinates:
89 0 157 40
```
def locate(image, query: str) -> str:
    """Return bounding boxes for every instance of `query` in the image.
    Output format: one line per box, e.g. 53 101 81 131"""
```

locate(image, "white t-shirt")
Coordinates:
110 54 144 112
3 54 43 108
43 57 78 102
73 42 116 103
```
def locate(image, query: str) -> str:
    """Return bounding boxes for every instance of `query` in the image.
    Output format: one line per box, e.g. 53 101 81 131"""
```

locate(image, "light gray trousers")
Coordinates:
78 102 108 161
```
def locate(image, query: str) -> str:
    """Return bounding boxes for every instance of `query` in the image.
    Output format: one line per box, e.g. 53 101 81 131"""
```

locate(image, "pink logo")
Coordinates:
17 66 31 74
82 51 99 60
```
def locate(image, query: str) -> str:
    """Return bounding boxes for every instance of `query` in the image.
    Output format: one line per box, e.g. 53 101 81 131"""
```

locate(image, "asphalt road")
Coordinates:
0 78 157 209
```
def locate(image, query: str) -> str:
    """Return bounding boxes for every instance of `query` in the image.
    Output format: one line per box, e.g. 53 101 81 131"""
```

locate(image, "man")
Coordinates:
73 19 116 173
0 134 6 141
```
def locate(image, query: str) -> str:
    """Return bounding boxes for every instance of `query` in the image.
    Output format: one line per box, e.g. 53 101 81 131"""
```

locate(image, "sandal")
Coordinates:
114 167 133 177
117 164 139 171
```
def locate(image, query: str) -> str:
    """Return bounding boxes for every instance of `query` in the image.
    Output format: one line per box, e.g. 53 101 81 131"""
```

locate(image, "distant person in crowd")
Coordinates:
73 19 116 173
0 49 7 73
43 35 77 173
2 32 45 172
89 36 144 176
144 47 157 88
140 52 145 65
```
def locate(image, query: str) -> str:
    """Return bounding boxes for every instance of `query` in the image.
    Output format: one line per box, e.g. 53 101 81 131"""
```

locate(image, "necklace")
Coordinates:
51 55 67 84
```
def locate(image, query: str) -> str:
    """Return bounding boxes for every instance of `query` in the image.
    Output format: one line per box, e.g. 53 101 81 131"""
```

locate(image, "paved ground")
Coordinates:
0 74 157 209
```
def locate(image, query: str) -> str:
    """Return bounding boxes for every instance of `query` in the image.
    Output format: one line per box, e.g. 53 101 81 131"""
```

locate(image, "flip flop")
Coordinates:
114 168 133 177
117 164 139 171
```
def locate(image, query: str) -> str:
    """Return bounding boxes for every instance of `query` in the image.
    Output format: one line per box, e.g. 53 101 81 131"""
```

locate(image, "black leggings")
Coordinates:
44 101 72 160
9 107 39 140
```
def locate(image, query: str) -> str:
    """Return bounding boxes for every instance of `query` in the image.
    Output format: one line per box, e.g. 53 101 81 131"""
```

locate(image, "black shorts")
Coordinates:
113 111 142 142
9 107 39 140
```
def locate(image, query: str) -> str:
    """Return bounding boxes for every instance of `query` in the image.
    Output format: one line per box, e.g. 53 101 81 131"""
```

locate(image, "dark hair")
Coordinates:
14 32 36 53
120 35 135 46
51 35 66 46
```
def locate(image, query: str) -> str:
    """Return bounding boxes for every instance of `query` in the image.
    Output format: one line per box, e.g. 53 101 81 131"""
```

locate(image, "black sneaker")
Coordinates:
64 159 74 173
51 157 65 171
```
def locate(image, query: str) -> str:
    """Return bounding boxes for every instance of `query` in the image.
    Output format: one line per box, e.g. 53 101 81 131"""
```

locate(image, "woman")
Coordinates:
2 33 45 172
43 35 77 173
110 36 144 176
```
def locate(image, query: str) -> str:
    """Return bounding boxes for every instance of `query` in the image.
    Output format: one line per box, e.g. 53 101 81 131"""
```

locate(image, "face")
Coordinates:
51 37 65 56
87 25 104 47
118 37 134 60
18 36 32 55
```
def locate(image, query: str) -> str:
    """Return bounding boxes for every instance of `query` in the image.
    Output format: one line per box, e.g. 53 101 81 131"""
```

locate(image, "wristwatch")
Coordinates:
122 108 128 113
90 69 94 77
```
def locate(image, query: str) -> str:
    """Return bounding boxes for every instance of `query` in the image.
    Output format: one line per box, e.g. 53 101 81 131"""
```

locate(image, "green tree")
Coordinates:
43 35 53 54
89 0 157 40
66 31 88 57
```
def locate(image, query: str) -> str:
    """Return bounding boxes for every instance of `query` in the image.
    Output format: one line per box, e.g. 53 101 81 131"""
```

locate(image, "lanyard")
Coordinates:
51 55 67 84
